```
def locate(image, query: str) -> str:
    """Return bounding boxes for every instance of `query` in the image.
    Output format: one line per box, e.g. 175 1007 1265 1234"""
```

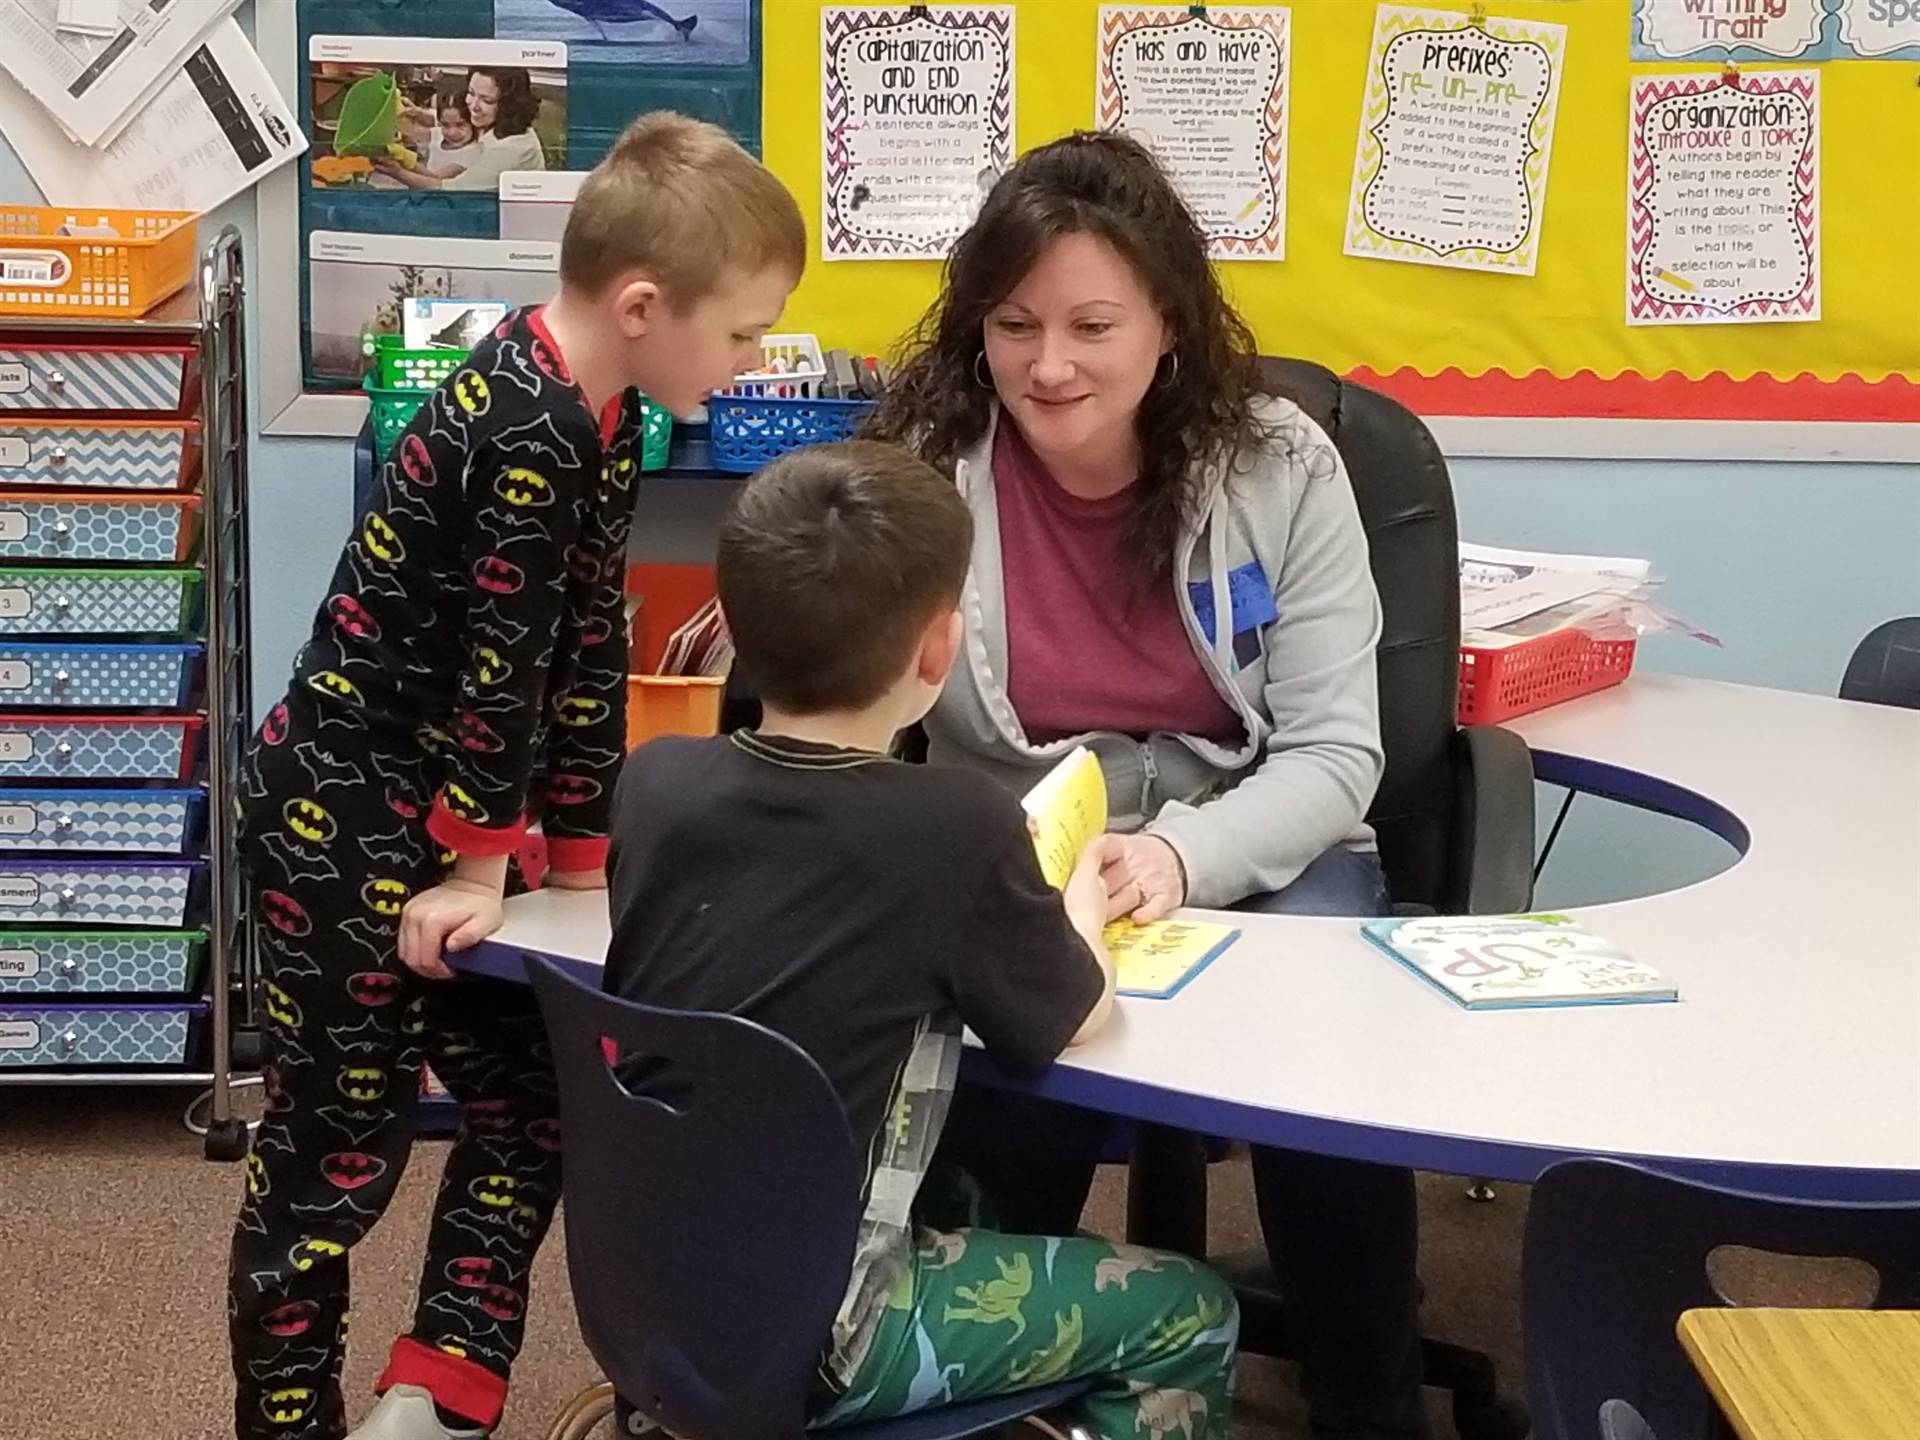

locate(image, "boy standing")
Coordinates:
231 114 805 1440
604 443 1240 1440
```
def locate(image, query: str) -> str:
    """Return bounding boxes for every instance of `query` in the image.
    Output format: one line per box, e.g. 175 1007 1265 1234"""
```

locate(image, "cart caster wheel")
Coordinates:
1453 1394 1530 1440
232 1027 265 1070
205 1117 250 1161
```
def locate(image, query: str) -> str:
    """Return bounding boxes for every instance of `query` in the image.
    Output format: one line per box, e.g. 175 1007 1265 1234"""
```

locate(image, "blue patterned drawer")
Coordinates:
0 343 195 414
0 492 200 561
0 642 198 708
0 420 196 490
0 858 199 926
0 715 200 781
0 788 200 854
0 929 204 994
0 567 197 635
0 1002 203 1067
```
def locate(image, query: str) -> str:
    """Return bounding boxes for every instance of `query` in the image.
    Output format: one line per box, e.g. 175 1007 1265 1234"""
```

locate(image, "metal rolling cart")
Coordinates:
0 228 258 1160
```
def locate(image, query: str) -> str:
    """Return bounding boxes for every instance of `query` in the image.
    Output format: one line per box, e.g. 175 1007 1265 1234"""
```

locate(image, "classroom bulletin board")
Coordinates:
764 0 1918 426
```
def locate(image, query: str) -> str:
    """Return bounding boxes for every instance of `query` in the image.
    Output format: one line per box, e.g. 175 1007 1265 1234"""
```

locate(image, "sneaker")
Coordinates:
345 1385 489 1440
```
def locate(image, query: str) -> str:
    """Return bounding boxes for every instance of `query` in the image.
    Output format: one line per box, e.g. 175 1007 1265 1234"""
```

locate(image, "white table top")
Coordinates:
469 674 1920 1198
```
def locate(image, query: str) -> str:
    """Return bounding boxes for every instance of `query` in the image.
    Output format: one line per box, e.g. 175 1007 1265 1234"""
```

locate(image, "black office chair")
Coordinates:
1839 617 1920 709
1130 359 1536 1440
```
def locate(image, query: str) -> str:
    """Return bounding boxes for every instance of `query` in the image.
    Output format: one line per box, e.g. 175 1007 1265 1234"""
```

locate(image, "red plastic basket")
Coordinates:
1457 629 1637 725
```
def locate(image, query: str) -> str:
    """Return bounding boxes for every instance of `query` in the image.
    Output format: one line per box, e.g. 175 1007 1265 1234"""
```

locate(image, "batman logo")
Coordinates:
453 370 492 416
474 646 512 685
442 784 488 824
307 670 365 706
545 773 602 806
446 1255 496 1289
580 613 616 648
564 544 601 584
470 1174 518 1208
555 696 610 728
344 973 399 1011
476 1283 524 1322
400 996 428 1039
362 512 405 564
260 702 290 747
294 739 365 793
361 877 410 915
321 1151 387 1191
264 981 302 1031
494 466 553 509
399 433 436 487
462 1098 514 1134
415 723 452 756
246 1151 269 1197
473 555 525 596
493 317 513 340
526 1116 561 1152
283 798 336 845
453 713 505 754
385 788 424 821
530 337 566 384
337 1067 388 1104
260 1299 318 1338
288 1238 345 1272
259 887 311 940
606 454 637 492
262 1064 293 1113
509 1202 541 1241
328 593 381 643
436 846 459 868
260 1387 314 1425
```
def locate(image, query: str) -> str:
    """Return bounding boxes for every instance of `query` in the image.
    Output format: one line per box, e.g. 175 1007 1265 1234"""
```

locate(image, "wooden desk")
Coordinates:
1677 1308 1920 1440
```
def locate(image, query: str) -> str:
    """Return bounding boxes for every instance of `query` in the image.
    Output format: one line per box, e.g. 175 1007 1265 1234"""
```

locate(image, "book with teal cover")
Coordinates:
1361 914 1677 1011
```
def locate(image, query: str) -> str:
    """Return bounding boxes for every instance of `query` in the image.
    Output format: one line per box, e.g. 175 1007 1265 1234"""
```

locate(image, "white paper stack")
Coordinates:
1459 543 1653 651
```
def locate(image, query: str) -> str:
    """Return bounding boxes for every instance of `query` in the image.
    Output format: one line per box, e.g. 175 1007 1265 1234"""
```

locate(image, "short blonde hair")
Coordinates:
561 113 806 301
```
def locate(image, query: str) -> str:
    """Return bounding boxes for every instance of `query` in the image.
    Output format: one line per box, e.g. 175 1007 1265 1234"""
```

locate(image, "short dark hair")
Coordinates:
718 442 972 715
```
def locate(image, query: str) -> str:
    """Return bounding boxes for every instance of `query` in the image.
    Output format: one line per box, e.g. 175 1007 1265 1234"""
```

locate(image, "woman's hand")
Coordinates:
397 878 504 980
1100 833 1188 923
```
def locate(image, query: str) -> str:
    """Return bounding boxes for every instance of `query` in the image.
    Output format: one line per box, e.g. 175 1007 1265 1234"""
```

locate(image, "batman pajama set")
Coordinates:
229 309 637 1440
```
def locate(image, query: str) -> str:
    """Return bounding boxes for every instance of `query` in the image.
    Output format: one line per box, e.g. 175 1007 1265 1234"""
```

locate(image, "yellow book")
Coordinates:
1022 749 1237 999
1020 745 1107 890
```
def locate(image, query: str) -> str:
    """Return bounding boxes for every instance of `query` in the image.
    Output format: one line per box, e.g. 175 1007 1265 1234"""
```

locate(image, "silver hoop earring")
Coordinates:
1156 351 1180 389
973 351 994 390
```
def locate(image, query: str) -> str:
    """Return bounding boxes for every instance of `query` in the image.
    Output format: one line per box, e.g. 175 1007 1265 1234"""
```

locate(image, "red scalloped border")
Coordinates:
1350 368 1919 423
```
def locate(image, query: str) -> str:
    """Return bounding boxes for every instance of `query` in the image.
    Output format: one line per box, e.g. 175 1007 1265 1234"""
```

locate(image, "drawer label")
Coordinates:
0 662 31 691
0 876 40 905
0 804 36 834
0 948 38 979
0 732 32 761
0 365 25 395
0 440 25 470
0 588 30 618
0 508 25 539
0 1019 41 1049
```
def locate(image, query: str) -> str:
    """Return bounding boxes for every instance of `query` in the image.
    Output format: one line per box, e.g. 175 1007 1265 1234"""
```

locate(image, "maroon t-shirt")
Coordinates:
995 423 1243 746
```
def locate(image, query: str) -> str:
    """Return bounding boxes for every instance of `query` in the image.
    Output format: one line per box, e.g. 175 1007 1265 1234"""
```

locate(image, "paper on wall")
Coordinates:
0 20 303 216
0 0 241 147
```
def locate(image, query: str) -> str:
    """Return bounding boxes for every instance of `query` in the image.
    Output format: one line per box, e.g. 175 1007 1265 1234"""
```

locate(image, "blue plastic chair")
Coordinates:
1522 1158 1920 1440
524 956 1092 1440
1840 617 1920 709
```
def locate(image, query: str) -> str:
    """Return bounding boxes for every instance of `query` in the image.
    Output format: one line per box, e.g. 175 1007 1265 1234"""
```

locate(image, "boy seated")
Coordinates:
603 441 1240 1439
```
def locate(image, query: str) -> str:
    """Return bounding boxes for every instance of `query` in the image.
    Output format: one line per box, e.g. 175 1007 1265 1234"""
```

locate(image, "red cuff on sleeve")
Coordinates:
426 797 529 857
378 1336 507 1429
545 835 609 873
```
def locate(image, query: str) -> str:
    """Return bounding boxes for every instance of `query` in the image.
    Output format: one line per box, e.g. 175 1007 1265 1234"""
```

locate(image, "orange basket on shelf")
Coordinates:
627 675 725 749
0 207 197 319
1457 628 1638 726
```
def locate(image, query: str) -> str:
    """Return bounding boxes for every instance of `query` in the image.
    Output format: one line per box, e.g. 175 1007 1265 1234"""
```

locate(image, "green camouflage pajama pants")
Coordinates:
817 1227 1239 1440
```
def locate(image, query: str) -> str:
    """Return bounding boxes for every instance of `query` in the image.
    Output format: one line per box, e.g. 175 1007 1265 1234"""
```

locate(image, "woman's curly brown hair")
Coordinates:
862 130 1276 585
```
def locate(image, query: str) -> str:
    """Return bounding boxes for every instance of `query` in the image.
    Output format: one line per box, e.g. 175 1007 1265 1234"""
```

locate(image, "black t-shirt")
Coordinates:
604 730 1105 1161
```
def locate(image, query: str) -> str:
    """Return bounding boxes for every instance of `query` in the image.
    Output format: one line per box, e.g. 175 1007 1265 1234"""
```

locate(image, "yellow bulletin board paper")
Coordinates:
766 0 1915 412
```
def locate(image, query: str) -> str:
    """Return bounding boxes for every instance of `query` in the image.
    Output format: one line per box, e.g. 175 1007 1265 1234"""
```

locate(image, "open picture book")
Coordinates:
1021 746 1238 1000
1361 913 1677 1010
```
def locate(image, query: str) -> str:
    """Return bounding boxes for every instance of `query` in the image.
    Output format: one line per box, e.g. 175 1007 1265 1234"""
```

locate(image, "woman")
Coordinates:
864 132 1428 1440
376 67 546 192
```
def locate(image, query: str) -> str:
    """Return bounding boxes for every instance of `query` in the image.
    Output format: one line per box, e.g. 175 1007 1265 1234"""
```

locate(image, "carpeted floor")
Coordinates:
0 1085 1535 1440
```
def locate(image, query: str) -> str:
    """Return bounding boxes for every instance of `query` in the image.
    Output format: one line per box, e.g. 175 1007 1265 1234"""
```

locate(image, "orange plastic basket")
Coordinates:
627 674 725 749
1457 629 1637 726
0 207 197 319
